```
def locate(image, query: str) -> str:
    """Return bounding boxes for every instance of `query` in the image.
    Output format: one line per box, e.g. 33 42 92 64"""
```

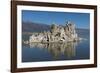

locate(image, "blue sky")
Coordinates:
22 10 90 29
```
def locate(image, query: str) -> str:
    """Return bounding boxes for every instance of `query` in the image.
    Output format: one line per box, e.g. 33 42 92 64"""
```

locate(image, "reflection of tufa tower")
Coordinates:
29 42 77 59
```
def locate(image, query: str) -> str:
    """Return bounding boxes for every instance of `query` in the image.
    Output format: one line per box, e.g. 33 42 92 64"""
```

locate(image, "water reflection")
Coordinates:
27 42 78 59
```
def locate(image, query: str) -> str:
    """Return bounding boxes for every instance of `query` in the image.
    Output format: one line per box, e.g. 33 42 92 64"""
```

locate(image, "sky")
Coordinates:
22 10 90 29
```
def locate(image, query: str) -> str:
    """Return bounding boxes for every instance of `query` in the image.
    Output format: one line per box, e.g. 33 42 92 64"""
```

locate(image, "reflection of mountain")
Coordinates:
22 22 89 38
26 42 78 59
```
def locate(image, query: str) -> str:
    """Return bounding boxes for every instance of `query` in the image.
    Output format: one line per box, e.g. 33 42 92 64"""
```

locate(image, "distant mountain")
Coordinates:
76 28 90 39
22 22 50 32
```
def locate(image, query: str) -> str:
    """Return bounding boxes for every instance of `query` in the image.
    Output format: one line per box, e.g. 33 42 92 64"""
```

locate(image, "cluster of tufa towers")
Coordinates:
29 21 79 43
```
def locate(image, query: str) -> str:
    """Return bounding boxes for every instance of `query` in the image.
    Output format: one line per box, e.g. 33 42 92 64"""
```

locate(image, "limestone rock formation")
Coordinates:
29 21 79 43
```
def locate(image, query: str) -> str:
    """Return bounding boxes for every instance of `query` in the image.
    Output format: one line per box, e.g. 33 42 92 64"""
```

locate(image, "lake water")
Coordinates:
22 31 90 62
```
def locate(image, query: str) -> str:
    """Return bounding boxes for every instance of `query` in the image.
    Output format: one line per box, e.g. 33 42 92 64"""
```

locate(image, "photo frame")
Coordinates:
11 0 97 72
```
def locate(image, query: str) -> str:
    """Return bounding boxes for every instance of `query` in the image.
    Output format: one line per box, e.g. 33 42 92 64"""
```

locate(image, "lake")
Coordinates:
22 29 90 62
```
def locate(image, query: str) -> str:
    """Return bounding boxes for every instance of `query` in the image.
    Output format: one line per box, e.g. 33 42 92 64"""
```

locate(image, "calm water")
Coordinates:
22 32 90 62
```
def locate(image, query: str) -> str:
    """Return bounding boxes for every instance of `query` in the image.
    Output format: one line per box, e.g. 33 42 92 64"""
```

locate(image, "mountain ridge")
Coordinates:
22 21 89 33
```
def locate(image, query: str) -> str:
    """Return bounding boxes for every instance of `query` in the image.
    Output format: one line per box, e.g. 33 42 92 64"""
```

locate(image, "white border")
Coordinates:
17 5 94 68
